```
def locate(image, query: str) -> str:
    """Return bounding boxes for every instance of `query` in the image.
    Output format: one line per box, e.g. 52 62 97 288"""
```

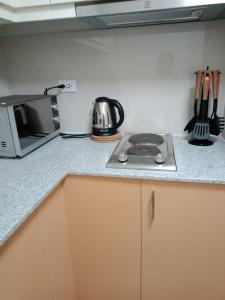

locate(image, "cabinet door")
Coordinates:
9 0 50 7
0 208 53 300
51 0 95 3
51 0 73 3
0 1 13 23
0 1 10 5
142 181 225 300
63 176 141 300
0 184 76 300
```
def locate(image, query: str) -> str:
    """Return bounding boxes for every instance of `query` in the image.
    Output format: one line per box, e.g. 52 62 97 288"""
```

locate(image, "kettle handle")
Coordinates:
111 99 124 129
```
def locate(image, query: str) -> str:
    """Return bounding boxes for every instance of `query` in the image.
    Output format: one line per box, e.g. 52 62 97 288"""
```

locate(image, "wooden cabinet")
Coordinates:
1 176 225 300
0 176 141 300
9 0 50 7
142 181 225 300
63 176 141 300
0 184 77 300
0 0 10 5
14 4 76 22
0 1 13 23
0 0 93 23
51 0 98 3
0 0 76 23
51 0 74 3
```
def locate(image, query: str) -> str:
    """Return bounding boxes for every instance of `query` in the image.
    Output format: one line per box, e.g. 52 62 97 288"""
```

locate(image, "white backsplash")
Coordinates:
0 41 11 97
1 20 225 134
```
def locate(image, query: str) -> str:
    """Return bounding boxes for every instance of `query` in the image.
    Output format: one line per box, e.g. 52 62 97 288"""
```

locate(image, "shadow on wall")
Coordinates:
0 42 11 97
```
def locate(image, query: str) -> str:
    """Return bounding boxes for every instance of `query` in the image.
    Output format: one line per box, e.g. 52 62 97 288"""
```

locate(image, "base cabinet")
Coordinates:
142 181 225 300
0 184 77 300
1 176 225 300
63 176 141 300
0 176 141 300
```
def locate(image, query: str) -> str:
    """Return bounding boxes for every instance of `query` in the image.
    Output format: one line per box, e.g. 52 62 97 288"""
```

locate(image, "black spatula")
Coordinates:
184 70 202 133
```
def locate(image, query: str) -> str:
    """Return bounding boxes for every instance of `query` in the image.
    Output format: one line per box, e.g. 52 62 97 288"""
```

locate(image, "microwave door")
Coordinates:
0 108 17 157
11 97 58 157
7 106 23 157
26 98 56 135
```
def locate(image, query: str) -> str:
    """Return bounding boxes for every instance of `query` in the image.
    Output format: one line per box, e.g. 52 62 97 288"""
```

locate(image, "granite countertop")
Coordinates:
0 135 225 246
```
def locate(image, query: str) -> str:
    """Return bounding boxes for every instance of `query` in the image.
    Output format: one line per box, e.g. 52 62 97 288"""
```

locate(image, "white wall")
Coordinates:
2 20 225 134
0 40 11 96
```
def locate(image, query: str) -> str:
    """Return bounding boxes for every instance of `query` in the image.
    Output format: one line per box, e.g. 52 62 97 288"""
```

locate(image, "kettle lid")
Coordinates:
95 96 112 103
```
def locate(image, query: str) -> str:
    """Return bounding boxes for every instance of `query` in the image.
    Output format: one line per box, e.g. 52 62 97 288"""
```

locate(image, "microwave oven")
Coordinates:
0 94 60 157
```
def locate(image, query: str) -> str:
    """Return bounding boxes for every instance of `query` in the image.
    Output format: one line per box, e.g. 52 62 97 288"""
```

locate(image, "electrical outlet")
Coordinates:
58 80 77 93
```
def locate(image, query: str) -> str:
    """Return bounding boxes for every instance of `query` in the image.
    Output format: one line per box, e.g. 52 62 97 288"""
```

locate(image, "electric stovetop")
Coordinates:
107 133 176 171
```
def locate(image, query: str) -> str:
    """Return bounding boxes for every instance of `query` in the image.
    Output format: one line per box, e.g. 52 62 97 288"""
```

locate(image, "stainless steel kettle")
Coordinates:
92 97 124 136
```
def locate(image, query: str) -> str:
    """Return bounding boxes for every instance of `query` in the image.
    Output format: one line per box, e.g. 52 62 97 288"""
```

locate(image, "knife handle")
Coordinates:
213 70 221 100
202 70 212 101
195 70 203 100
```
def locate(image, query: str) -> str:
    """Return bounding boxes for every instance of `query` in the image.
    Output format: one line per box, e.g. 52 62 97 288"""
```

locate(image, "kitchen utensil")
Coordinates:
184 70 202 133
107 133 176 171
190 70 213 146
209 70 224 136
92 96 124 136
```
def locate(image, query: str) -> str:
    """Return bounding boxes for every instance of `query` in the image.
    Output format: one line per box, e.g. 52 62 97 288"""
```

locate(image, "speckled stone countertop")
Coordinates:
0 135 225 246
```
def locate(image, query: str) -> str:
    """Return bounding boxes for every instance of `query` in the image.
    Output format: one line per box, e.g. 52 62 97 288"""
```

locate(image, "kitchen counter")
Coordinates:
0 135 225 246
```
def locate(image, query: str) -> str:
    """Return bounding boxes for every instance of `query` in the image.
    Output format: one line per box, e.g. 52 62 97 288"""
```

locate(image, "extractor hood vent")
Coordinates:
76 0 225 28
96 8 205 27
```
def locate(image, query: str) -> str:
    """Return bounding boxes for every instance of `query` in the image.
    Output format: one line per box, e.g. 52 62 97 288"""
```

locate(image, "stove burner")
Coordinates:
107 133 176 171
129 133 164 145
127 145 160 157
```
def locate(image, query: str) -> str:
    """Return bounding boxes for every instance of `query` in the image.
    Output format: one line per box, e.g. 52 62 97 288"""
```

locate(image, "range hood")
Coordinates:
75 0 225 28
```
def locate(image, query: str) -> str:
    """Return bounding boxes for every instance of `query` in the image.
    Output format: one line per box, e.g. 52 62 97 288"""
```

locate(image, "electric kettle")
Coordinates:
92 97 124 136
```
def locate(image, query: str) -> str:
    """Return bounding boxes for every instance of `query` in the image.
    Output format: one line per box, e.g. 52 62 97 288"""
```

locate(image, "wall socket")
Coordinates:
58 80 77 93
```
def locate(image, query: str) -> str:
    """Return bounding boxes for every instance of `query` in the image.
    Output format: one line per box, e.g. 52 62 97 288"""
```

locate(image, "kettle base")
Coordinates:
92 128 118 136
90 133 121 143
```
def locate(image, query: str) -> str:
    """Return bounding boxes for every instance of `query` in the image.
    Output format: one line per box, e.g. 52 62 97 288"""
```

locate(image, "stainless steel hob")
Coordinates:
107 133 176 171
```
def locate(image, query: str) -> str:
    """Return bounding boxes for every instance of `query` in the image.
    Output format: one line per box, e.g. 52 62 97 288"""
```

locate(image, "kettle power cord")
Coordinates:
43 85 90 138
44 84 65 95
60 133 91 139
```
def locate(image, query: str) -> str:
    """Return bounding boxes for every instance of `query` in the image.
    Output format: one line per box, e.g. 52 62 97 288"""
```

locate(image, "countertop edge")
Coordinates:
1 135 225 246
0 174 67 246
2 170 225 246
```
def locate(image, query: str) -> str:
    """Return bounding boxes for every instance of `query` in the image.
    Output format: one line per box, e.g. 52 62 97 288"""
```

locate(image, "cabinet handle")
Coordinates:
151 191 155 221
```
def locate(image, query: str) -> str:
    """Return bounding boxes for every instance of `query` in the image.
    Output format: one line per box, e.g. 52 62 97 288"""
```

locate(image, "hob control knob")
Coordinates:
154 152 165 164
118 152 128 163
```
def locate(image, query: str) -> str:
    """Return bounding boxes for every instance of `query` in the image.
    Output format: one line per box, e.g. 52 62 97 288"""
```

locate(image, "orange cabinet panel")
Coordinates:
63 176 141 300
1 176 225 300
142 181 225 300
0 184 77 300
